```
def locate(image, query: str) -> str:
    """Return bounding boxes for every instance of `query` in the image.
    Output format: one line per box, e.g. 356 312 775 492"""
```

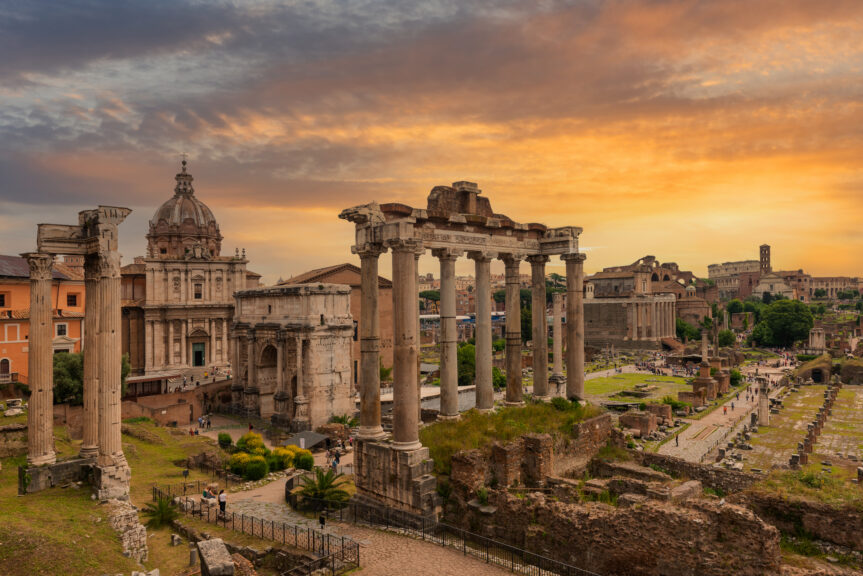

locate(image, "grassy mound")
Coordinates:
419 401 604 474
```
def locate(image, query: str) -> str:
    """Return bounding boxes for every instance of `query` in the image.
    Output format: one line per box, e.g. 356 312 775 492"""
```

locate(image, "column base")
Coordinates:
533 395 551 402
94 461 131 501
79 445 99 459
475 407 494 414
391 439 423 452
437 413 460 421
357 425 387 440
504 401 525 407
27 453 57 467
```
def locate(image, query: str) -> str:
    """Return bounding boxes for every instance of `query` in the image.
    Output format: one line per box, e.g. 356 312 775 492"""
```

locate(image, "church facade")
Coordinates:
122 162 260 376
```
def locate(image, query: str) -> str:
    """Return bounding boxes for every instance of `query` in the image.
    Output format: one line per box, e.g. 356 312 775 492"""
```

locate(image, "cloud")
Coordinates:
3 0 863 280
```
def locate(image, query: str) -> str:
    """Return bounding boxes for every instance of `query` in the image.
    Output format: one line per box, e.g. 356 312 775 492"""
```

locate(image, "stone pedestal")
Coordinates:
94 462 132 501
354 438 440 518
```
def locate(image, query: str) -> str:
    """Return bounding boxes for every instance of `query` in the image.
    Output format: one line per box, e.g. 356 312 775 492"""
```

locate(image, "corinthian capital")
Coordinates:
23 253 54 280
354 243 387 259
98 251 122 279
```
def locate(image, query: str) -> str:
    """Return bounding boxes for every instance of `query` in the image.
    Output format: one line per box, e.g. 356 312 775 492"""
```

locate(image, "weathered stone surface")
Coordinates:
107 499 148 563
645 403 672 423
198 538 235 576
620 411 658 437
635 452 759 495
0 423 27 458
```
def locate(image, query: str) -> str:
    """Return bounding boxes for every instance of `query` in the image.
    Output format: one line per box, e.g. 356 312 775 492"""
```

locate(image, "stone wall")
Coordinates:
52 403 84 438
633 452 759 495
450 413 614 495
19 457 95 494
456 491 780 576
107 499 148 563
738 490 863 551
354 438 439 518
0 423 27 457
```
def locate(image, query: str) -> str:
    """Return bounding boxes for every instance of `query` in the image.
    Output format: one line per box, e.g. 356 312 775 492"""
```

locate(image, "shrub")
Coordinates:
142 498 178 529
270 447 295 469
299 468 351 507
492 367 506 389
661 395 690 412
550 397 571 411
294 451 315 471
796 354 818 362
729 369 742 387
476 486 489 505
217 433 233 449
244 455 269 480
228 452 251 475
236 432 269 457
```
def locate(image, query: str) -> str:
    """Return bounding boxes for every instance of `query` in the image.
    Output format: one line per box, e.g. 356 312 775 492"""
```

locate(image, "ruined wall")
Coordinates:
53 403 84 438
0 423 27 457
634 452 759 494
739 490 863 551
457 492 781 576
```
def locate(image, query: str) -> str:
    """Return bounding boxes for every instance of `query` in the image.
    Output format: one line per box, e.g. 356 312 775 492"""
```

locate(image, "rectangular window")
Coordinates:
194 284 203 300
0 293 7 307
354 360 358 384
66 293 78 307
56 323 68 337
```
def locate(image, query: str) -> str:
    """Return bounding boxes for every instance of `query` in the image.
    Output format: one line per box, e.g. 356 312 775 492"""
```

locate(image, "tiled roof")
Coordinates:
0 309 84 320
0 254 71 280
280 263 393 288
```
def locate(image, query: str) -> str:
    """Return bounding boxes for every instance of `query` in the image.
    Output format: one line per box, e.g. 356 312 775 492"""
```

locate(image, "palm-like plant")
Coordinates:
141 497 178 529
299 468 351 509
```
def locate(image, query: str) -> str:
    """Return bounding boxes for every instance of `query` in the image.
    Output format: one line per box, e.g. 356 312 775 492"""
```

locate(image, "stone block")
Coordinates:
522 434 553 487
492 441 524 488
617 492 648 507
670 480 702 502
645 403 672 422
451 449 487 494
198 538 234 576
619 411 657 438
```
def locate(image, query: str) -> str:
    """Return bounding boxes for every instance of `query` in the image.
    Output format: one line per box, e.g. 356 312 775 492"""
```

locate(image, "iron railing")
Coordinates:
295 496 601 576
152 485 359 575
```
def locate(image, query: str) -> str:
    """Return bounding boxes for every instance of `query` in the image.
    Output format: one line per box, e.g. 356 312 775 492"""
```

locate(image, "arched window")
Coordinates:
0 358 9 375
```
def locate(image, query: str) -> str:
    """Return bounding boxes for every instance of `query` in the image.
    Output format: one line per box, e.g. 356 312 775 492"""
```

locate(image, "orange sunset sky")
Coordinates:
1 1 862 284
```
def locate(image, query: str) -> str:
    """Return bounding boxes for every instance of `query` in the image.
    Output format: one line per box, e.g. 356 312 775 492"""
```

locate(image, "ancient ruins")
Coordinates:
21 206 133 499
340 181 585 516
230 283 355 431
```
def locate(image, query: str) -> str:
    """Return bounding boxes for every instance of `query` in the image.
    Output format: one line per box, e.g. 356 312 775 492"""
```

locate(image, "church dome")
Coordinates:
146 161 223 259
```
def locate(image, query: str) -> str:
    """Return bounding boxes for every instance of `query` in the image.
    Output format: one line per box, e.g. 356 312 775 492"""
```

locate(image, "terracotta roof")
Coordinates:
1 309 84 320
0 254 73 280
587 271 637 280
281 263 393 289
246 270 262 278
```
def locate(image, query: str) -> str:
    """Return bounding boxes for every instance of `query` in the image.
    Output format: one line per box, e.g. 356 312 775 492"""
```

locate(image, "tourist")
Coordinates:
675 435 679 447
218 490 227 514
723 406 727 415
731 402 735 411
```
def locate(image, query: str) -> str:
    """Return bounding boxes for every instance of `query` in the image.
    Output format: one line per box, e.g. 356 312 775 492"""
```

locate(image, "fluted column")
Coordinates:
357 244 386 439
97 250 125 468
471 252 494 411
435 248 460 419
528 256 549 399
389 239 422 451
502 254 524 405
210 319 216 365
25 253 56 466
167 320 174 366
552 292 564 378
80 254 100 458
247 332 257 387
144 320 153 372
180 320 187 366
563 253 586 400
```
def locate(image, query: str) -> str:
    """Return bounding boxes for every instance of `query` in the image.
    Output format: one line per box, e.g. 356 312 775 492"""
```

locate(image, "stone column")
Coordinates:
552 292 564 378
80 254 100 458
471 252 494 411
210 319 216 365
167 320 174 366
97 250 126 469
503 254 523 405
563 253 586 400
415 250 422 421
357 245 386 439
144 320 153 372
247 333 257 388
434 248 460 419
180 320 187 366
528 255 549 399
276 334 284 393
25 253 56 466
390 239 422 451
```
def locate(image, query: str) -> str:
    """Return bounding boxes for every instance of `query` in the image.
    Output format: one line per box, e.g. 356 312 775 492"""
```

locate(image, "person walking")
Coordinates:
675 434 679 447
218 490 227 515
723 406 728 415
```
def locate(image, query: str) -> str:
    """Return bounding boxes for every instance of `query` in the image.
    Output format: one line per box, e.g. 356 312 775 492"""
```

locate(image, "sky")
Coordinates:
2 0 863 284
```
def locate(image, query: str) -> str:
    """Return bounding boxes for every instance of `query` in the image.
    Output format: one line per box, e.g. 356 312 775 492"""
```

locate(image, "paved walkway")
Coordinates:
658 363 788 462
225 480 511 576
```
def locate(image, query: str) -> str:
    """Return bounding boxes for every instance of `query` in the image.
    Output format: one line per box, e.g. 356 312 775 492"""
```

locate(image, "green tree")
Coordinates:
726 299 744 315
419 290 440 313
457 343 476 386
762 292 774 305
813 288 827 299
492 366 506 389
492 338 505 352
379 359 393 382
676 318 700 342
521 306 532 343
750 321 774 347
761 299 814 348
53 352 84 405
743 300 763 323
492 290 506 304
718 329 736 347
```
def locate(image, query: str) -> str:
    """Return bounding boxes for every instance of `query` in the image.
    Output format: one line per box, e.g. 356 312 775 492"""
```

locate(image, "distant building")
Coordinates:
121 162 260 376
708 245 770 300
0 255 85 383
280 262 394 390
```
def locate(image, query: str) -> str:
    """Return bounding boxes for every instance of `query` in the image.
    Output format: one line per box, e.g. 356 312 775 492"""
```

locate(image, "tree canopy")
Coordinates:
457 343 476 386
718 329 736 347
53 352 130 405
726 299 744 315
760 299 814 348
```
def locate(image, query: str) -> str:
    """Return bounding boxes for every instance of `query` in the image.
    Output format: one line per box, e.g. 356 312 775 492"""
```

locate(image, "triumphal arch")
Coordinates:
341 181 584 516
21 206 132 500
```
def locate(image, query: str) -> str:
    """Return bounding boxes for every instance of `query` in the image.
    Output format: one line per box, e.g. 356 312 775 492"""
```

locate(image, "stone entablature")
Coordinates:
231 284 354 431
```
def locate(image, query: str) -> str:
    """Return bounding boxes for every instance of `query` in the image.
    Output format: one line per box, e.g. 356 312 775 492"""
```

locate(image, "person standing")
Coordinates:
218 490 227 515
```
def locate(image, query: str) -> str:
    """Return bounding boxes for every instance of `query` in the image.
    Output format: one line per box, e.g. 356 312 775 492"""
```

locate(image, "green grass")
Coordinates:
584 373 690 401
759 467 863 509
419 402 604 474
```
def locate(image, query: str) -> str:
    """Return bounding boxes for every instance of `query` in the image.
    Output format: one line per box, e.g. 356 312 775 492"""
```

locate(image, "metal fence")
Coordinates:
296 497 601 576
152 485 359 575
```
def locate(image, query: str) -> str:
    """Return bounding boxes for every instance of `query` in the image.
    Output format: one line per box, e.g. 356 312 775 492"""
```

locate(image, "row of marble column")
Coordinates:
26 252 125 470
145 318 225 370
627 300 675 340
356 241 586 451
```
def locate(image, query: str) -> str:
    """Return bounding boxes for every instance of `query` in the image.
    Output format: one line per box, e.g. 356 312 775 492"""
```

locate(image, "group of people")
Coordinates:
201 487 227 514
